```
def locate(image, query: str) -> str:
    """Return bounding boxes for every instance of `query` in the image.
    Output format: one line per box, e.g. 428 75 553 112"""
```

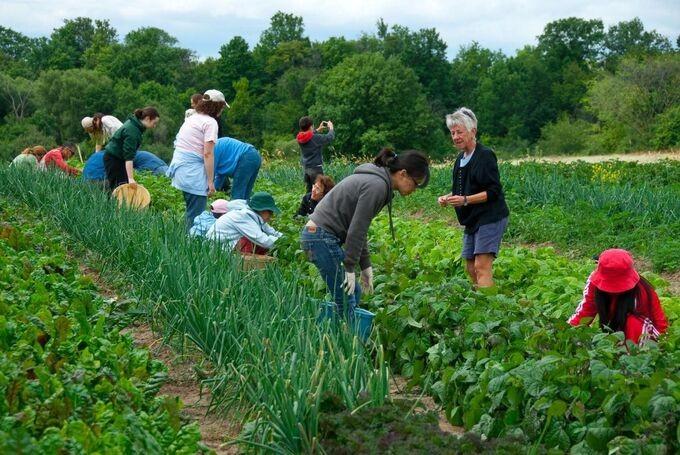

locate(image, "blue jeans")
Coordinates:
183 192 207 232
300 225 361 320
231 147 261 200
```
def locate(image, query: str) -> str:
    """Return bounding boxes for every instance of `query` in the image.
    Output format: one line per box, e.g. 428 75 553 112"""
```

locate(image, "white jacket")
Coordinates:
206 207 282 250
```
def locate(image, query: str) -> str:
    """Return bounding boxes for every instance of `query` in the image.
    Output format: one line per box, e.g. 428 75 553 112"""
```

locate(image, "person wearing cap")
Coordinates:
103 107 160 191
213 136 262 200
167 89 228 231
301 148 430 321
43 143 81 176
568 249 668 344
297 116 335 193
83 150 168 182
206 192 283 254
437 107 510 289
82 114 123 152
189 198 247 237
296 174 335 217
11 146 47 168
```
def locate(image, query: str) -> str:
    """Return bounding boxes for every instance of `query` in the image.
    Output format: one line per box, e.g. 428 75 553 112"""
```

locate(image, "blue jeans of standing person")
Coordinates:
231 147 261 200
183 192 207 232
300 225 361 321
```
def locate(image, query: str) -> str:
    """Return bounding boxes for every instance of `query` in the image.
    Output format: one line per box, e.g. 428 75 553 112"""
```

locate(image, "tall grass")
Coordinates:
0 166 389 453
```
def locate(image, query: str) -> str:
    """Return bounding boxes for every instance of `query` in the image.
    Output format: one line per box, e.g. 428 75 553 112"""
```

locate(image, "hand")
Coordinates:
361 267 374 294
447 195 466 207
326 120 334 130
128 179 137 189
437 195 448 206
342 272 356 295
207 182 216 196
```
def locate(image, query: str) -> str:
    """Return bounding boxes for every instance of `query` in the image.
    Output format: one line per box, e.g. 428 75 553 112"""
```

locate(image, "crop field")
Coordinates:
0 158 679 454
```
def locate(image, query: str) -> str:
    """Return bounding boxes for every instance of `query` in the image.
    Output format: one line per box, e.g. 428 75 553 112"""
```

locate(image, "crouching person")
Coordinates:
206 192 283 255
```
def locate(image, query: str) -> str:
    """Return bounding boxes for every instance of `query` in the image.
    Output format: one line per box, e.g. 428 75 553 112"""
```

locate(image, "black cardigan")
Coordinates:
451 142 510 234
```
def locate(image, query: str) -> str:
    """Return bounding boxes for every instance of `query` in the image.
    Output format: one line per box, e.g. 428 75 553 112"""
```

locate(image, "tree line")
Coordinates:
0 13 678 162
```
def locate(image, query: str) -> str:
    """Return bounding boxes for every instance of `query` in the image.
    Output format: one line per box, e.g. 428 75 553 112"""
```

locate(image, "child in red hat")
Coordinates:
568 249 668 344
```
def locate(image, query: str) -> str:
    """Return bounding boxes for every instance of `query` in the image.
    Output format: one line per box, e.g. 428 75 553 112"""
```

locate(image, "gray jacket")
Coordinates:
310 163 393 271
298 130 335 168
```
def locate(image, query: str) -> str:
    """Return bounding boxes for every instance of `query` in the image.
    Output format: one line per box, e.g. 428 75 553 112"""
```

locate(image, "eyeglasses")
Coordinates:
405 171 428 189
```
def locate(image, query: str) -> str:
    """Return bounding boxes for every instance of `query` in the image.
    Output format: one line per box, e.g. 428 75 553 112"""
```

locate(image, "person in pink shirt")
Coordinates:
568 249 668 344
42 144 80 176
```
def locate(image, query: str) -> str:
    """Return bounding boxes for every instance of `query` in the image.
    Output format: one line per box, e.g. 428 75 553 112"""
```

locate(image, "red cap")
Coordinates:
591 249 640 293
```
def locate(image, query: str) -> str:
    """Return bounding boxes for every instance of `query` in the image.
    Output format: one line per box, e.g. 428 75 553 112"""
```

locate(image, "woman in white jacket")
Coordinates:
206 192 283 254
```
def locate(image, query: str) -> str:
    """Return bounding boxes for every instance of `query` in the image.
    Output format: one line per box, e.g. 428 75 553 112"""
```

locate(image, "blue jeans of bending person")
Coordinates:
300 225 361 321
183 192 207 233
231 147 261 200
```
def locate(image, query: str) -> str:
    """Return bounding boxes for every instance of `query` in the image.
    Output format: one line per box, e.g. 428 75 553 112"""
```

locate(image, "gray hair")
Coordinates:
445 107 477 131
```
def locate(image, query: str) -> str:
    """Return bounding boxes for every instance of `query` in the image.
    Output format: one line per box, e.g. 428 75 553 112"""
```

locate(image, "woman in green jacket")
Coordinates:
103 107 160 191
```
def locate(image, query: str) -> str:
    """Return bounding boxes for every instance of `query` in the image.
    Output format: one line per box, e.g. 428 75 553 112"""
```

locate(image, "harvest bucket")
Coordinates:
317 301 375 342
241 253 276 271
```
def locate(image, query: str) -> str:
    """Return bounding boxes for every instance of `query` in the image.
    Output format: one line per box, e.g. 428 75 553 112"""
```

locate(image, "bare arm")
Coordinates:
204 141 215 196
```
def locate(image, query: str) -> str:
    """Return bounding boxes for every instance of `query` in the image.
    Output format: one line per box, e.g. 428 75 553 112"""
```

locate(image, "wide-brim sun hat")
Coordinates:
112 183 151 209
210 198 230 214
590 248 640 293
248 192 281 215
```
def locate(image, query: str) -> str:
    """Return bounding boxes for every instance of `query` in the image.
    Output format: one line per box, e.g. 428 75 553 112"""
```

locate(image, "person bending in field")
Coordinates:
297 116 334 192
437 107 509 289
568 249 668 345
42 143 81 176
81 113 123 151
103 107 161 191
296 174 335 217
11 146 47 168
301 148 429 321
206 192 283 255
190 198 247 237
83 150 168 182
213 136 262 200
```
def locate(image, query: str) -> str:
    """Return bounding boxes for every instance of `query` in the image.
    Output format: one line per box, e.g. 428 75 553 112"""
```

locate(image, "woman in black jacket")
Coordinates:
437 107 509 288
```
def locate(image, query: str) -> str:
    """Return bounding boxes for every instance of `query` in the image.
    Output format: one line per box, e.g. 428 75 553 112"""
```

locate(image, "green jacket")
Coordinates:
103 115 145 161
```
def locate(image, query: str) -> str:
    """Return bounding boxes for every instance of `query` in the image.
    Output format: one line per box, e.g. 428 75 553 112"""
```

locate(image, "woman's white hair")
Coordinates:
445 107 477 132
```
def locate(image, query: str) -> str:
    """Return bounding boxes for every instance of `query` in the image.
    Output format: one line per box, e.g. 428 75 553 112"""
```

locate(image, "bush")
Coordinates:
652 105 680 149
0 121 56 162
535 114 595 156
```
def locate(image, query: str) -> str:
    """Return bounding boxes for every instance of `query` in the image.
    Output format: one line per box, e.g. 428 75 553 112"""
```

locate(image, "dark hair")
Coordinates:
61 143 76 155
91 112 104 131
314 174 335 193
594 277 653 333
373 148 430 188
299 116 313 131
190 93 203 104
134 107 160 120
195 98 226 118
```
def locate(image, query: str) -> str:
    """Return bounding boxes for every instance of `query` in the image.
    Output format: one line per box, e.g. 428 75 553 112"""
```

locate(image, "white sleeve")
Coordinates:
233 212 280 249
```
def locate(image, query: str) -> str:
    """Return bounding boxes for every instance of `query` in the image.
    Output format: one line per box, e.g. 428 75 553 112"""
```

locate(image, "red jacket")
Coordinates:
43 149 80 176
568 272 669 344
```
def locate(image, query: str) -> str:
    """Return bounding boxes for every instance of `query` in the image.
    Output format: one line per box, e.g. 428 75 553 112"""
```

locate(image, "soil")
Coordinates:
507 150 680 165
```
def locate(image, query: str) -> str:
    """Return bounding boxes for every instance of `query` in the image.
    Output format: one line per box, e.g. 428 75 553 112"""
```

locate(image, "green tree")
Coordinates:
216 37 256 100
449 43 504 110
0 26 50 77
101 28 195 87
604 18 672 60
35 68 116 142
225 78 261 145
315 37 358 69
47 18 116 69
307 53 441 156
537 17 606 68
0 73 36 121
588 54 680 150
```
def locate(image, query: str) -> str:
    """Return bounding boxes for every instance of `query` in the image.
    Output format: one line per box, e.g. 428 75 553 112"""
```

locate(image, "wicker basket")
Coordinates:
241 253 276 271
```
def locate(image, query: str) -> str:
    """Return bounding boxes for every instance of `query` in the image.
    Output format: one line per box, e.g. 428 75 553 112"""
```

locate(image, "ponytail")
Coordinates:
134 106 160 120
373 147 430 188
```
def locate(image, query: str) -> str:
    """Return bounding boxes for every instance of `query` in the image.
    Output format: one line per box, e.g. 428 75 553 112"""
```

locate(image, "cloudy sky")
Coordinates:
2 0 678 58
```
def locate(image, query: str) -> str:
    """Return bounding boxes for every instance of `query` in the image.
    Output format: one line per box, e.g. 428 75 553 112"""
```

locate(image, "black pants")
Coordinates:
303 166 323 193
103 153 128 191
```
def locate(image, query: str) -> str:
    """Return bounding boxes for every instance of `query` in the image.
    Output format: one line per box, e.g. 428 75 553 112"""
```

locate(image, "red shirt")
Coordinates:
43 149 80 176
568 272 669 343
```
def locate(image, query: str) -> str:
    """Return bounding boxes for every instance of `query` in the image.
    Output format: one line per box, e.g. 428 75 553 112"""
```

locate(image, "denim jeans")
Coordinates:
300 225 361 320
183 192 207 232
231 147 262 200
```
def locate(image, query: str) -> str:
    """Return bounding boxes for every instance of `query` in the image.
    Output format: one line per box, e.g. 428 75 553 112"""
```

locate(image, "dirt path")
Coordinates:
506 150 679 164
76 261 240 454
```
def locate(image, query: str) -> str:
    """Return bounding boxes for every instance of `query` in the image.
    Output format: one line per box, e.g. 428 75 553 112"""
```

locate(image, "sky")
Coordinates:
2 0 678 59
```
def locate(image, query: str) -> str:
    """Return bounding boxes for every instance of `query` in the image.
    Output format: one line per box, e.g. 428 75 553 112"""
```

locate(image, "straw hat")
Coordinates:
112 183 151 209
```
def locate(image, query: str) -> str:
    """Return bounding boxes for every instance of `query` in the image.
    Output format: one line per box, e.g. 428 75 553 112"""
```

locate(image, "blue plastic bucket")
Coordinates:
316 301 374 342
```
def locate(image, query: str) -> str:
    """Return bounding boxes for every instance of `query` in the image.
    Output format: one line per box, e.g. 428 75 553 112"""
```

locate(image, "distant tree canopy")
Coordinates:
0 13 677 163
